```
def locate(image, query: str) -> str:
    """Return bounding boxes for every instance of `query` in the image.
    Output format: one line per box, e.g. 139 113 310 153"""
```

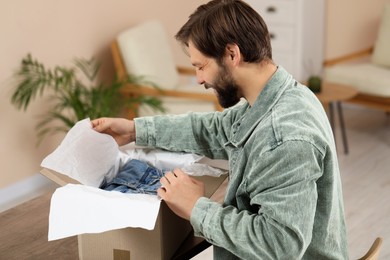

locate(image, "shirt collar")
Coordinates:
230 66 294 146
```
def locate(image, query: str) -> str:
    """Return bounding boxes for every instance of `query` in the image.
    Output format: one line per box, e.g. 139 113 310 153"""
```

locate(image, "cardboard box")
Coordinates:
41 168 226 260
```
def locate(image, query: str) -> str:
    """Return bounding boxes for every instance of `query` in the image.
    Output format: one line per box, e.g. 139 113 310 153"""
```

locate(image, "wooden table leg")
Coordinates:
337 102 349 154
327 102 349 154
328 102 335 141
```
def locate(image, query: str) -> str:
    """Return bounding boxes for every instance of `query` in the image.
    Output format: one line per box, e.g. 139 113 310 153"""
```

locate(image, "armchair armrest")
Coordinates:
120 82 219 102
177 66 196 76
323 47 374 67
112 40 128 80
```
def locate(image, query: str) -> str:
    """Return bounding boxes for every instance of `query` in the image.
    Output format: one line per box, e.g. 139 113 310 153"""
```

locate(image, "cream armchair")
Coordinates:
111 20 222 119
324 4 390 113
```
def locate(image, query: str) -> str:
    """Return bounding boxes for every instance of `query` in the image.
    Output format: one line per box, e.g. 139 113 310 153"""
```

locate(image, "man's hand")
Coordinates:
91 117 135 146
158 168 205 220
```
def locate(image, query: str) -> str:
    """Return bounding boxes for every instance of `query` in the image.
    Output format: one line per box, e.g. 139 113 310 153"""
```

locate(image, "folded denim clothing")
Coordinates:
100 159 163 195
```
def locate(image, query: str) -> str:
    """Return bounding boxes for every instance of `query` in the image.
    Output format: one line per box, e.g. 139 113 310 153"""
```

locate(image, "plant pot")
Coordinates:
308 76 322 93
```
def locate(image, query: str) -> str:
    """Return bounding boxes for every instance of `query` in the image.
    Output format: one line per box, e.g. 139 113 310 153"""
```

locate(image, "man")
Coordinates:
92 0 348 259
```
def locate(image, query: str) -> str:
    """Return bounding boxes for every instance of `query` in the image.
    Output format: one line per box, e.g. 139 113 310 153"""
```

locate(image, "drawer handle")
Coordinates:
266 6 277 13
270 33 276 40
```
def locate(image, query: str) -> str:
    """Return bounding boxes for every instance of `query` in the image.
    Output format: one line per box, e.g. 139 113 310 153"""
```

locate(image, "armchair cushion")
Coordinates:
372 4 390 68
325 63 390 97
117 20 179 90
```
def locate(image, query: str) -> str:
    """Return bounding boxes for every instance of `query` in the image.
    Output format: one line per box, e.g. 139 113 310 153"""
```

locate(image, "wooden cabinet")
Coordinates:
246 0 325 81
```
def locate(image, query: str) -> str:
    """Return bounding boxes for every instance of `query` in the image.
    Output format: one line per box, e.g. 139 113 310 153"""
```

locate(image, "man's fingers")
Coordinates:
91 118 108 132
160 175 170 186
157 187 166 198
163 171 178 183
160 170 182 192
172 168 185 177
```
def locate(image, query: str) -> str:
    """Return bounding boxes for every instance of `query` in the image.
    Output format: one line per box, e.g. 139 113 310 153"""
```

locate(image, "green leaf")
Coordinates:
9 54 165 145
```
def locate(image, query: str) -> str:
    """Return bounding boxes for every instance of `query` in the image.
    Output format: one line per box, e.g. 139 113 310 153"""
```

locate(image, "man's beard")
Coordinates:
204 64 241 108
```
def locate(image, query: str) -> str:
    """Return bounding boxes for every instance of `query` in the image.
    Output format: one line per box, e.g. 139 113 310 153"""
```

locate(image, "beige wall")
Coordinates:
0 0 206 188
0 0 389 188
325 0 390 60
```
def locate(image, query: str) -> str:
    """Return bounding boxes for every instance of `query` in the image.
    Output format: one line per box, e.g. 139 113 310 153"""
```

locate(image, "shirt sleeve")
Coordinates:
134 110 238 160
191 140 324 259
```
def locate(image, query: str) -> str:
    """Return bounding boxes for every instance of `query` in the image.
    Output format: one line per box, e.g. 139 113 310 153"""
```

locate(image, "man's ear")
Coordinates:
225 43 241 67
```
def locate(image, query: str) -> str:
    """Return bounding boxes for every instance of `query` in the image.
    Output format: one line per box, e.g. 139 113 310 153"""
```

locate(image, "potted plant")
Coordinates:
307 75 322 93
10 54 164 144
304 60 323 93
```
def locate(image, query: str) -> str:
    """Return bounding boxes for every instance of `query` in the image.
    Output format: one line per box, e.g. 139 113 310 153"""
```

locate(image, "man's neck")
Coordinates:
237 61 277 106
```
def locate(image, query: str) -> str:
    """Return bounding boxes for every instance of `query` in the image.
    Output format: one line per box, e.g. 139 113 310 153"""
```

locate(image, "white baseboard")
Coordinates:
0 173 58 213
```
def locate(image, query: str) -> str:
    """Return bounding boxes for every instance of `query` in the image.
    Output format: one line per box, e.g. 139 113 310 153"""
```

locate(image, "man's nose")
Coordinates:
196 73 205 85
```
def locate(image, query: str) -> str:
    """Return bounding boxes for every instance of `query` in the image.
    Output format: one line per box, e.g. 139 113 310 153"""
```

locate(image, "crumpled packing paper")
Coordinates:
41 118 226 241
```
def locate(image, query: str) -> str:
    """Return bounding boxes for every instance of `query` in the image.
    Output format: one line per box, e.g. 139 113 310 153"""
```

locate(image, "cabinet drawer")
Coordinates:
246 0 298 25
268 25 295 52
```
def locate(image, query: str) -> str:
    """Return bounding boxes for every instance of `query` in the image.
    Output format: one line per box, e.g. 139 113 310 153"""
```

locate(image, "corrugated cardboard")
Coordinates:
41 168 226 260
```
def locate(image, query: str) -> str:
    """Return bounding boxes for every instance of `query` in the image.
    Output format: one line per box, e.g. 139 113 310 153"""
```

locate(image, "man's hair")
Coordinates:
175 0 272 64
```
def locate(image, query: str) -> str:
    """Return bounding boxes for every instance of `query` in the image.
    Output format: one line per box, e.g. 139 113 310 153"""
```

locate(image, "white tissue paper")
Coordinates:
41 118 226 241
49 184 160 240
41 119 120 187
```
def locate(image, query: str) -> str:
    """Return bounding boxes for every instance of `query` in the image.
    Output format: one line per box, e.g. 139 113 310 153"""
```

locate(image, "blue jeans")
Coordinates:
100 159 163 195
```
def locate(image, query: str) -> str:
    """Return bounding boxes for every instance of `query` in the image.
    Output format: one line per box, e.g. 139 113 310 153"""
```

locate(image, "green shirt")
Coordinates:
135 67 348 259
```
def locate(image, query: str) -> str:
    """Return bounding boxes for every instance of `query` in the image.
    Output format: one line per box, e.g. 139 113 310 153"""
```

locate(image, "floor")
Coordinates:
0 192 78 260
0 104 389 260
337 105 389 259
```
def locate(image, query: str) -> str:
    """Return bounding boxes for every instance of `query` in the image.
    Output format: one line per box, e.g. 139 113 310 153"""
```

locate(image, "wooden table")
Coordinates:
313 82 358 154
